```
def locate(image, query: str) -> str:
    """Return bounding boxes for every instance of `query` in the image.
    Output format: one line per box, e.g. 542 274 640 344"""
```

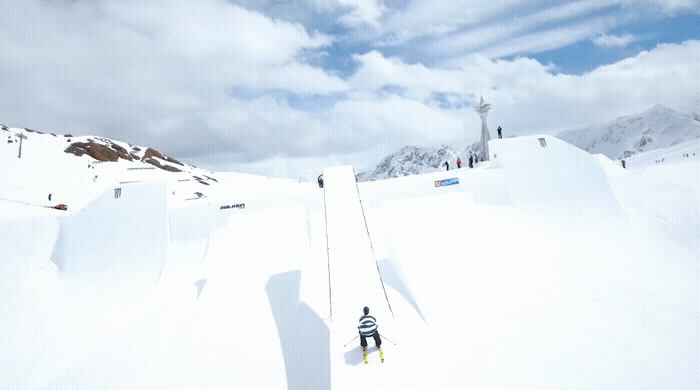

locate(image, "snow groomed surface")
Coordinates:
323 165 396 389
1 134 697 389
323 165 391 322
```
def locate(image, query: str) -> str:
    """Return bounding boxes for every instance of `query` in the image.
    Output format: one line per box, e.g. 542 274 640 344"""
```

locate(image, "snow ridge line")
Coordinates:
352 167 394 318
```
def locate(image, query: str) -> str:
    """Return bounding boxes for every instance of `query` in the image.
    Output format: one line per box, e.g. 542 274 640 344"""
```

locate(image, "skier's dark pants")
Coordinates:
360 332 381 347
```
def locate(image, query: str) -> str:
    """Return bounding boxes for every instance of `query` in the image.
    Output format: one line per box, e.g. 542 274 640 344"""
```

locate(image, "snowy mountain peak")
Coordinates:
357 143 480 181
556 105 699 159
359 105 699 182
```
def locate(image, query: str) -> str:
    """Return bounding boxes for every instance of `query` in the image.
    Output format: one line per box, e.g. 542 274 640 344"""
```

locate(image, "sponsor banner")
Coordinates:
220 203 245 210
435 177 459 187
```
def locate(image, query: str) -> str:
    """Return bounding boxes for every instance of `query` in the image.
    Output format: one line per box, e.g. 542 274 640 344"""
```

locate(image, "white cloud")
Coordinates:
344 41 700 146
593 33 637 48
381 0 525 41
101 1 333 68
348 51 467 100
0 0 346 150
377 0 698 61
476 16 618 58
381 0 616 47
456 40 700 132
315 0 387 28
583 40 700 114
639 0 700 14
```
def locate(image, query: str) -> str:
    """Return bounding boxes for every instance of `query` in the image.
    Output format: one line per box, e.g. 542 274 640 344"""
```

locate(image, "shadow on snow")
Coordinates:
266 270 330 390
378 258 426 323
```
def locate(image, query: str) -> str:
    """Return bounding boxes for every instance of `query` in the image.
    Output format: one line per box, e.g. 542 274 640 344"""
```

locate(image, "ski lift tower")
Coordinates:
17 129 27 158
474 96 492 161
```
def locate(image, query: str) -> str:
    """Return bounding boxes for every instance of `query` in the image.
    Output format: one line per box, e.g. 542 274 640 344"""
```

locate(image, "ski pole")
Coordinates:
380 334 397 345
343 334 360 347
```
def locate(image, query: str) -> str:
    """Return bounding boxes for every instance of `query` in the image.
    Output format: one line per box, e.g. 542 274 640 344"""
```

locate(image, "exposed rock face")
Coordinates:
144 147 184 167
144 156 182 172
65 139 183 172
65 139 134 162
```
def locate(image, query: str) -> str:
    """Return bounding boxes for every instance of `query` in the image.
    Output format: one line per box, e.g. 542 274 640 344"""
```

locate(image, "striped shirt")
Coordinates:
358 314 378 336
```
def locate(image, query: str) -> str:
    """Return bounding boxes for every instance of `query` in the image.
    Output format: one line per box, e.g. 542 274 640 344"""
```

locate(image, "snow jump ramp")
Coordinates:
488 135 623 215
323 165 396 388
50 181 168 292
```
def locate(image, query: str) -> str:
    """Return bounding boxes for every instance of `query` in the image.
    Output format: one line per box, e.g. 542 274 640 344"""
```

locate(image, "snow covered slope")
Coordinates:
622 136 700 191
0 126 218 211
323 165 399 389
1 133 698 389
557 104 700 160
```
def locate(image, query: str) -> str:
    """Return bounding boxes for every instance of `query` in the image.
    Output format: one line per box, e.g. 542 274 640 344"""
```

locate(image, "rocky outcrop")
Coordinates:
65 139 134 162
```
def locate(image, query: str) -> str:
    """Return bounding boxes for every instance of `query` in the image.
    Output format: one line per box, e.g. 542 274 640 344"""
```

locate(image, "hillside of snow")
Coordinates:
557 105 700 160
1 128 698 389
0 126 221 211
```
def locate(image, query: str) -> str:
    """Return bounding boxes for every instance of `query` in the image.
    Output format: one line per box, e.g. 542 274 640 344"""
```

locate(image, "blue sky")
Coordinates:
529 13 700 74
1 0 698 180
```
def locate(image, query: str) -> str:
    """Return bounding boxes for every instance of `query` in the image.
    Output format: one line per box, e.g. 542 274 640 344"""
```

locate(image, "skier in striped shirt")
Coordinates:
358 306 382 351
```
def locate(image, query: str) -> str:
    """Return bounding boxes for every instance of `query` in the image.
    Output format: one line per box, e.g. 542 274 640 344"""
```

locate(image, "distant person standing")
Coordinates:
468 155 474 168
444 161 449 171
456 157 462 168
497 126 503 139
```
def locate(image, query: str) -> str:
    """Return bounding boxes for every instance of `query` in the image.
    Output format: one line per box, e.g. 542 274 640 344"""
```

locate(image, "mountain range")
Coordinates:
358 105 699 181
3 104 698 185
557 104 700 160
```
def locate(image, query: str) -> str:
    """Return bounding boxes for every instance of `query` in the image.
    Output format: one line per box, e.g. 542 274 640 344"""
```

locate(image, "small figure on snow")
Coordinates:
444 161 449 171
468 155 474 168
456 157 462 169
497 126 503 139
359 306 382 362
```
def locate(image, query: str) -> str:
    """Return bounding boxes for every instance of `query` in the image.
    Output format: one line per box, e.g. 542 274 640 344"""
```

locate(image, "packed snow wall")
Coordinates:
488 135 624 216
0 213 60 277
50 182 168 290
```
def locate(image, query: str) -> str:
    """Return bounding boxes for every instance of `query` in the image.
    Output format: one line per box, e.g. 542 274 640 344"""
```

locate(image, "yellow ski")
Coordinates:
362 347 368 363
379 348 384 362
